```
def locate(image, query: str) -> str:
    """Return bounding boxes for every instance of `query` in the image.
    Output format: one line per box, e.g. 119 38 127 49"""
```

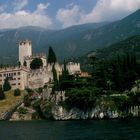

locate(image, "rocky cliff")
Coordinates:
49 105 140 120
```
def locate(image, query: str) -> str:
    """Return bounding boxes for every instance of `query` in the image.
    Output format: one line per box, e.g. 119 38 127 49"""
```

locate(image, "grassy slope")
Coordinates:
0 90 24 113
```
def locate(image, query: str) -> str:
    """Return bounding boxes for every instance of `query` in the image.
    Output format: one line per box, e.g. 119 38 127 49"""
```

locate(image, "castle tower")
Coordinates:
19 40 32 66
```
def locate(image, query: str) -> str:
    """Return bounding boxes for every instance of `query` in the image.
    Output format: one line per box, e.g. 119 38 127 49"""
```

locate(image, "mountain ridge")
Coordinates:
0 9 139 64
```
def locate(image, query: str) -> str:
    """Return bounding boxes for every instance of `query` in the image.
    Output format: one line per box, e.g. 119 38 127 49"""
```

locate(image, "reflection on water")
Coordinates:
0 119 140 140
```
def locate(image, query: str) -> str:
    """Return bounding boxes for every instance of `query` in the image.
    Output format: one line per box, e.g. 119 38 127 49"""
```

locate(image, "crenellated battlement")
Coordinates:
0 66 29 73
19 40 32 46
33 53 46 58
66 62 81 75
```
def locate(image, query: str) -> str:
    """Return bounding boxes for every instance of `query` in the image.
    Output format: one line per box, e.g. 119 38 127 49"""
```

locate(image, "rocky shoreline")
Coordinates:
51 105 140 120
10 104 39 121
9 104 140 121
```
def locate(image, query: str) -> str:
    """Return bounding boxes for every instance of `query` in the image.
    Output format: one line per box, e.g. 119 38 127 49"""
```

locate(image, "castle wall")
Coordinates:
40 57 47 67
0 62 81 90
27 68 53 89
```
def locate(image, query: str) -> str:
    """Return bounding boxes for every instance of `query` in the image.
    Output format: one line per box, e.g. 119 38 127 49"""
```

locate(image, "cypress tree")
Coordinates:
52 64 59 96
18 61 21 68
52 64 57 82
47 46 57 64
62 59 69 79
58 60 70 91
23 61 27 67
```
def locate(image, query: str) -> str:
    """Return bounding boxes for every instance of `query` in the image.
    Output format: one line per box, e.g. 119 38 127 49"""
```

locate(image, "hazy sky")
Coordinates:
0 0 140 29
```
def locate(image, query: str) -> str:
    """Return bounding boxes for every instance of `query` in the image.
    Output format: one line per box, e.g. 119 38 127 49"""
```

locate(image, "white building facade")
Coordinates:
0 67 29 90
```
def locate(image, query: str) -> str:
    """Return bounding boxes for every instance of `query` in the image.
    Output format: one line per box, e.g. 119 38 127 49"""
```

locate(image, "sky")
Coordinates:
0 0 140 29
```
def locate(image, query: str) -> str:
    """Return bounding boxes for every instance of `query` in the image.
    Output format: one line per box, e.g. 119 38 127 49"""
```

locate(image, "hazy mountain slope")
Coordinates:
0 27 54 64
0 23 107 64
47 9 140 59
0 9 139 64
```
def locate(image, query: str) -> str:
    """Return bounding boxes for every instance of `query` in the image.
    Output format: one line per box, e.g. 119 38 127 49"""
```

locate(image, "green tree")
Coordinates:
30 58 43 69
14 89 21 96
3 78 11 91
0 64 4 68
52 64 59 97
59 60 70 90
52 64 57 82
23 61 27 67
47 46 57 64
0 86 5 100
61 60 69 81
17 107 27 114
18 61 21 68
65 87 100 110
38 87 43 94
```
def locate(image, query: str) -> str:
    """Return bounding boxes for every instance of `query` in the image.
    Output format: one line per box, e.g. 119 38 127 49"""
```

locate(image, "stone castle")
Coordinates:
0 40 81 90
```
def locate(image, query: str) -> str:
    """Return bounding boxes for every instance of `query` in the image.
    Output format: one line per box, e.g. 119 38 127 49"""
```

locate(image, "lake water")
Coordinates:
0 119 140 140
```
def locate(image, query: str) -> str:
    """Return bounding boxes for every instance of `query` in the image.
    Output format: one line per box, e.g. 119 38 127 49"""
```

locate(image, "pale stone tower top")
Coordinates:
19 40 32 66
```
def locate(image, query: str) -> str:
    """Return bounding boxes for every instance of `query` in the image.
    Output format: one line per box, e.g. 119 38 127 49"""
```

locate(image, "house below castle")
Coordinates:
0 67 29 90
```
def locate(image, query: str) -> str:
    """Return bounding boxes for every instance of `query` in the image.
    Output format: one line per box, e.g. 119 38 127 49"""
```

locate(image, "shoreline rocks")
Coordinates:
10 105 39 121
50 105 140 120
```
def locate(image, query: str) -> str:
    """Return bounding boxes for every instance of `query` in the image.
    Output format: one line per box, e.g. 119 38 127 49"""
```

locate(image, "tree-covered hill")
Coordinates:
97 35 140 59
79 35 140 71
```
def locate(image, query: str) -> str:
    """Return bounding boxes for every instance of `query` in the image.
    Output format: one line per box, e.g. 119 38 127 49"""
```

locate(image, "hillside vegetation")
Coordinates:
97 35 140 59
79 35 140 71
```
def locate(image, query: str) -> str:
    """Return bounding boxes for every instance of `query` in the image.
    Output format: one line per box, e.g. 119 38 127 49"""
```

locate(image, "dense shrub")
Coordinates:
23 95 31 107
3 78 11 91
14 89 21 96
25 88 33 95
65 87 101 110
0 87 5 100
17 107 27 114
30 58 43 69
32 99 45 119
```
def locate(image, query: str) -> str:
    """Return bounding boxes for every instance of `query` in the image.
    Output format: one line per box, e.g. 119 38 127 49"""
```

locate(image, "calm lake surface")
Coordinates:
0 119 140 140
